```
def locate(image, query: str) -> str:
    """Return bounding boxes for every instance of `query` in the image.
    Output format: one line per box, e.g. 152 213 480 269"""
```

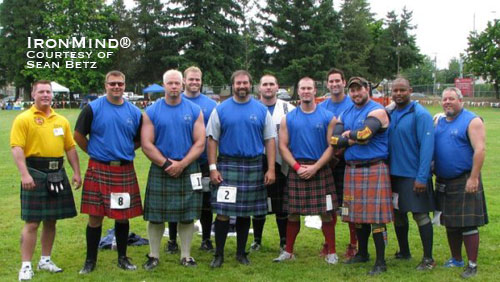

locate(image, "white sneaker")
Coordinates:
325 253 339 265
273 251 295 262
18 266 34 281
37 260 63 273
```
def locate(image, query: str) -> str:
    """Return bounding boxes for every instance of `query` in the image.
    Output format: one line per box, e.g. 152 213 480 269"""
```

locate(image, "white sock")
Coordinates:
178 222 194 259
148 222 165 258
40 256 50 263
21 261 32 269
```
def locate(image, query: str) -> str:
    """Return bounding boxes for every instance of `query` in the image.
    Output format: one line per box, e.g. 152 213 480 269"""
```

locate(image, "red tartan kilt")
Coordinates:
285 161 337 215
81 159 143 220
342 161 393 223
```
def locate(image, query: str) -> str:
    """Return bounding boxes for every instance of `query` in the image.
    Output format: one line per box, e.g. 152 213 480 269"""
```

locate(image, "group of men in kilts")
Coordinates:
11 66 487 280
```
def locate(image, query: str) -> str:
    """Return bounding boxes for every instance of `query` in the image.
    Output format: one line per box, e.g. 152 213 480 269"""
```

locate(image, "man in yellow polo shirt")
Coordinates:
10 80 82 281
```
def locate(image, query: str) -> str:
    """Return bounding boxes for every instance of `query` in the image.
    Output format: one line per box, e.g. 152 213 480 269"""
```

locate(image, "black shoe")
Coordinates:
461 264 477 279
210 254 224 268
416 257 436 271
394 251 412 260
345 253 369 264
79 260 96 275
166 240 179 254
368 263 387 275
200 239 214 251
142 255 159 271
236 253 250 265
117 256 137 271
180 257 198 267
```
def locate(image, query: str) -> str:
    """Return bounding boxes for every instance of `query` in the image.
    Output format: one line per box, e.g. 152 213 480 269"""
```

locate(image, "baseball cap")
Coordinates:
347 77 369 88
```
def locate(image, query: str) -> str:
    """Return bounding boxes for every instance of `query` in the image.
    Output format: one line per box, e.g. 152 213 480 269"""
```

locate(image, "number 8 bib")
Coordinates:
110 192 131 209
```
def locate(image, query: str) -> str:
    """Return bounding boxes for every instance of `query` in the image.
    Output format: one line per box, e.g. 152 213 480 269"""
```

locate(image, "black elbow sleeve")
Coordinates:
349 116 382 141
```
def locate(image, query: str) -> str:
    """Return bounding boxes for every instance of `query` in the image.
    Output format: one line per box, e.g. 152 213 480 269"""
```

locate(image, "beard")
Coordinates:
236 88 250 97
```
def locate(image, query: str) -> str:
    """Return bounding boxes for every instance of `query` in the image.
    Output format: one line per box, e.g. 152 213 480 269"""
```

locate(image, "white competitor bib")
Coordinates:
392 193 399 210
190 173 203 190
326 194 333 211
201 177 211 192
341 206 349 216
217 186 237 203
110 193 130 209
267 197 273 212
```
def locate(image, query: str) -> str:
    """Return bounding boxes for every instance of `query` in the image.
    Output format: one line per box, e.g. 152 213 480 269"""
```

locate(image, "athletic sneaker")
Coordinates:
273 251 295 262
37 260 62 272
325 253 339 265
180 257 197 267
166 240 179 254
18 266 34 281
461 264 477 279
416 257 436 271
250 241 261 251
443 257 464 268
344 244 358 260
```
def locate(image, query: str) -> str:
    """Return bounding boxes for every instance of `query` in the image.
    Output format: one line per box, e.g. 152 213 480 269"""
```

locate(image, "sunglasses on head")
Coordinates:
107 82 124 87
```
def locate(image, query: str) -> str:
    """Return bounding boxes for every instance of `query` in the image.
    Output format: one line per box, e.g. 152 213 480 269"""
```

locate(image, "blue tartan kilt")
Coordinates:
143 162 202 222
211 155 267 217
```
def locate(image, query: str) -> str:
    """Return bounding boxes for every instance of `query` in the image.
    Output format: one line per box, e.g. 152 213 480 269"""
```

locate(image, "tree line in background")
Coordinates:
0 0 498 98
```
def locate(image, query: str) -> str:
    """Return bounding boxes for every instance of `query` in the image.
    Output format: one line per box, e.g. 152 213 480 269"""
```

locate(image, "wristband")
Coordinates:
209 164 217 171
162 159 172 170
293 162 301 172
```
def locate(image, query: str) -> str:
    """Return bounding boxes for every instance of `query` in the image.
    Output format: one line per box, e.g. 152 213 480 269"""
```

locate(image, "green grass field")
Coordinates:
0 106 498 281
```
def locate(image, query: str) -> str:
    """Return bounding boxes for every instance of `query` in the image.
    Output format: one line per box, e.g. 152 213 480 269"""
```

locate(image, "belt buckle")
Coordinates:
48 161 59 170
109 161 121 166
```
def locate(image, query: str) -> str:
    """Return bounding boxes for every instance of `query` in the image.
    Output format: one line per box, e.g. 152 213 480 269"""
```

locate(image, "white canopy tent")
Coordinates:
51 81 70 94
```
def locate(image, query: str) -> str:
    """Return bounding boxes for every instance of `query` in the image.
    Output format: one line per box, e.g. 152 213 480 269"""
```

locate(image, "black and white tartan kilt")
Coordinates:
264 161 287 214
284 160 337 215
144 162 202 222
436 173 488 227
211 155 267 217
391 175 435 213
21 167 76 221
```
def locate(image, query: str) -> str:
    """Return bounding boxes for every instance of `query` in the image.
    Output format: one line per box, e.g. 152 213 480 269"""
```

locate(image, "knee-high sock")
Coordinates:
285 220 300 253
446 228 463 261
85 225 102 262
463 232 479 263
394 224 410 255
178 222 194 259
356 224 371 257
252 215 266 244
200 210 213 241
115 221 129 258
321 218 337 254
148 222 165 258
373 230 386 265
348 222 358 245
236 217 251 255
418 223 433 259
276 212 288 246
214 218 230 256
168 222 177 242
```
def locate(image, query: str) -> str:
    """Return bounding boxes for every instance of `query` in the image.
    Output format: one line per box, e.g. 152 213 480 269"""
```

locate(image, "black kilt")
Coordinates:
391 176 435 213
264 161 287 214
436 173 488 227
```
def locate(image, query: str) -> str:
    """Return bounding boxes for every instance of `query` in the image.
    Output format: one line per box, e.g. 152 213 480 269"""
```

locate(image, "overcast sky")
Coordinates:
111 0 497 69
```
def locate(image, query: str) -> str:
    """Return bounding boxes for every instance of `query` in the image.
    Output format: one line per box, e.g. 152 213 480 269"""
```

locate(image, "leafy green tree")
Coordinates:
465 19 500 99
441 57 461 83
260 0 341 86
168 0 243 86
0 0 46 98
401 55 435 86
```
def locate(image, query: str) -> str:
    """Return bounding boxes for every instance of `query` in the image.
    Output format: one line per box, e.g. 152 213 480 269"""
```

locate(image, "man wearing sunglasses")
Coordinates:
75 71 143 274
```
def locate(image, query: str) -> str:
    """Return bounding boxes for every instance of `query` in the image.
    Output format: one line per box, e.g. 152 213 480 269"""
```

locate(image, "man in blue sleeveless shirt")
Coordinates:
318 68 358 259
387 77 436 270
251 74 295 252
141 69 206 269
331 77 392 275
273 77 338 264
75 71 143 274
434 87 487 279
206 70 276 267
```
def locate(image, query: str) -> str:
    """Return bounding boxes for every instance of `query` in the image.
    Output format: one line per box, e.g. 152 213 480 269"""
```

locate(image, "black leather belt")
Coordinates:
91 158 132 166
26 157 64 172
346 159 386 168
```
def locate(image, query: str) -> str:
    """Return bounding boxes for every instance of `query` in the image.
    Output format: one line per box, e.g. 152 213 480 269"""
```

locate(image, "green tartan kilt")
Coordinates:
21 167 77 221
144 162 202 222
